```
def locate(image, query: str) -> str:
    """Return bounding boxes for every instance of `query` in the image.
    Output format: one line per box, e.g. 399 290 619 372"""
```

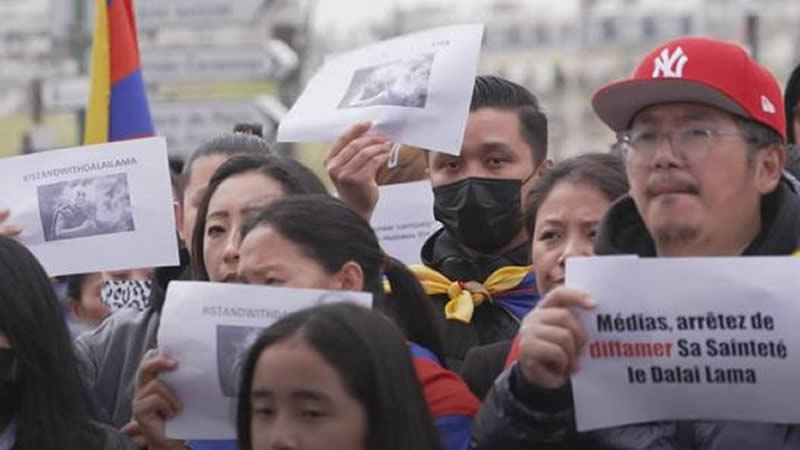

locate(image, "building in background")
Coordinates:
0 0 315 160
311 0 800 160
3 0 800 162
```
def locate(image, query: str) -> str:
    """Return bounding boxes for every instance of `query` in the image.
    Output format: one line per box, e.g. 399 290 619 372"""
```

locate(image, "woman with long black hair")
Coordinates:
0 235 136 450
233 195 478 450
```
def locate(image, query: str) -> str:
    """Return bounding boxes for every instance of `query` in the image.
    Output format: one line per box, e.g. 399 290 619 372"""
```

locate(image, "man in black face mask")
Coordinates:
327 75 551 370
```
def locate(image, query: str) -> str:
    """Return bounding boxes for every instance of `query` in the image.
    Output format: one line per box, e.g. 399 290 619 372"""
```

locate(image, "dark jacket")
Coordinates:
784 63 800 145
9 422 138 450
421 229 530 372
95 422 139 450
471 182 800 450
460 339 513 400
76 252 189 428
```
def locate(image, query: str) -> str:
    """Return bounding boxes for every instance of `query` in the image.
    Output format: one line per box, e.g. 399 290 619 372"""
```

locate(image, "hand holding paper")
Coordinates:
326 122 392 220
566 256 800 431
517 287 595 389
132 351 183 449
278 24 484 156
158 282 372 439
0 208 22 237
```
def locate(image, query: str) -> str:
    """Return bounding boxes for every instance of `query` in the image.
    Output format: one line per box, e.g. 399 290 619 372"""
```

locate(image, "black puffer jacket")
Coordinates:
421 229 530 372
470 182 800 449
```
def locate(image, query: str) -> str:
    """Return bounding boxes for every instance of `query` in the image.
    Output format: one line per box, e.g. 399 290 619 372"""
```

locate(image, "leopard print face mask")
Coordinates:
101 280 153 314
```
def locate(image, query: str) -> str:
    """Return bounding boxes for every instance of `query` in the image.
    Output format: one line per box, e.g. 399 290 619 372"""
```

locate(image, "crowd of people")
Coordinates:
1 34 800 450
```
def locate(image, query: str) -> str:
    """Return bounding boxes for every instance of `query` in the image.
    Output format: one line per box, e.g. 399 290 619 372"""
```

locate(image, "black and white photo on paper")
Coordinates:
38 173 135 242
338 52 435 109
217 325 265 398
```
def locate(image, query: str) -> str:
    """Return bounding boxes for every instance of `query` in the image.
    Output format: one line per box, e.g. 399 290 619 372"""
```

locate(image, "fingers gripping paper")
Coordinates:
277 24 484 156
566 257 800 431
158 281 372 440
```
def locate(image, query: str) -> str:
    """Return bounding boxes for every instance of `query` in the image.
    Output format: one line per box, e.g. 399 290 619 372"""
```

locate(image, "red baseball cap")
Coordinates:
592 36 786 142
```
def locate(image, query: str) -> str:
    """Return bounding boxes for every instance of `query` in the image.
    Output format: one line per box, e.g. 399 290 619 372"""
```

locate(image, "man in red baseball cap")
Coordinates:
471 36 800 449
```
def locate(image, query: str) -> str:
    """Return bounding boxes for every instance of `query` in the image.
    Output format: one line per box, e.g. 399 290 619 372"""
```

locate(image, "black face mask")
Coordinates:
433 177 524 254
0 349 19 418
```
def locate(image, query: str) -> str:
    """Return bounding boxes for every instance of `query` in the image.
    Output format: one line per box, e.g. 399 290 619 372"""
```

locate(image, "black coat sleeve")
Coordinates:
460 340 512 400
470 363 579 450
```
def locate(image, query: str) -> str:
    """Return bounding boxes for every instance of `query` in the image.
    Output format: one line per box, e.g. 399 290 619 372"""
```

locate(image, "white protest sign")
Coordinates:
0 137 178 276
370 181 440 265
159 281 373 440
278 24 484 156
566 256 800 431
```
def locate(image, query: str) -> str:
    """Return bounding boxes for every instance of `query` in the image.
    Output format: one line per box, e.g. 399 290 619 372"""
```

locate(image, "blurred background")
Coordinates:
2 0 799 177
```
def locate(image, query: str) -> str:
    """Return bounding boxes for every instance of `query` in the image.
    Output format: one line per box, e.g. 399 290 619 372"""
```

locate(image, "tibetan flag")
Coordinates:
84 0 154 144
410 343 478 450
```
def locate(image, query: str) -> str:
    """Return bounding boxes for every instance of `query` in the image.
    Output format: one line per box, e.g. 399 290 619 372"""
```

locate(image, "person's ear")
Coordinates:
755 145 785 194
538 158 554 175
333 261 365 292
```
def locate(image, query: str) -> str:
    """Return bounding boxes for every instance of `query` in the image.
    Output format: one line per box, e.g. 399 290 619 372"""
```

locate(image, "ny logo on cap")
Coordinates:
761 95 776 114
652 46 688 78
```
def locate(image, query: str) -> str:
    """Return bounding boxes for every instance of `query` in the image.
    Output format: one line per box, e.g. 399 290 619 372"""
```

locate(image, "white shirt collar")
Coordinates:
0 420 16 450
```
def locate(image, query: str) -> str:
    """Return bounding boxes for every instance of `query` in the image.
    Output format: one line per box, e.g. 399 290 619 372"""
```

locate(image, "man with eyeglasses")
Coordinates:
471 36 800 449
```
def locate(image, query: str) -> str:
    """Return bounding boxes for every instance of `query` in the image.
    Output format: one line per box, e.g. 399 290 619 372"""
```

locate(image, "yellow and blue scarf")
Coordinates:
408 264 540 324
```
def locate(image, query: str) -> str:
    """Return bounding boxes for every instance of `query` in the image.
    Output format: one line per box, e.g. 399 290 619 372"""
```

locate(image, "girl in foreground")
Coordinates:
237 302 445 450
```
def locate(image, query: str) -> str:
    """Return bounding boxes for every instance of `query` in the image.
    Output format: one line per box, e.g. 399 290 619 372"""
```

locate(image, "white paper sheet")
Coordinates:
278 24 484 156
370 181 440 265
0 137 178 276
566 256 800 431
159 281 373 440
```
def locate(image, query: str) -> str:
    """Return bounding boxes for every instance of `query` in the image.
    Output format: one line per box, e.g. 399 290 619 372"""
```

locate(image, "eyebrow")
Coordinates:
208 203 272 222
207 210 229 221
251 388 330 402
479 140 514 154
251 389 273 400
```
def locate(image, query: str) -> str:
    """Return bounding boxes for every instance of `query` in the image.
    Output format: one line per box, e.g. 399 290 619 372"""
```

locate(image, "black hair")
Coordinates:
785 63 800 145
470 75 549 163
240 194 446 364
786 145 800 180
191 155 328 281
731 116 785 165
0 236 103 450
179 123 273 203
236 302 445 450
278 157 329 195
65 273 89 303
525 153 629 237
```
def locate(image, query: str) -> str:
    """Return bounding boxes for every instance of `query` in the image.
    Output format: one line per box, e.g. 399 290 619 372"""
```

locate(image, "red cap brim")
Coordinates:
592 78 748 132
